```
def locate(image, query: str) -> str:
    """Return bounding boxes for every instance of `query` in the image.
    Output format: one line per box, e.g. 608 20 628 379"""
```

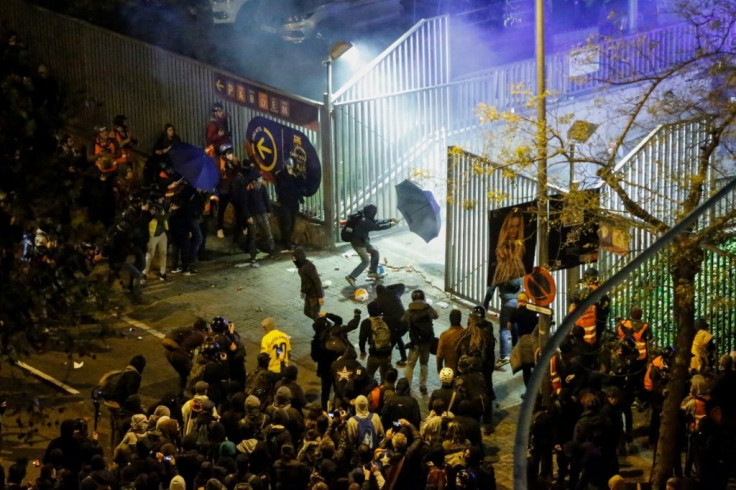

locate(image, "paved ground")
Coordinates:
0 226 653 488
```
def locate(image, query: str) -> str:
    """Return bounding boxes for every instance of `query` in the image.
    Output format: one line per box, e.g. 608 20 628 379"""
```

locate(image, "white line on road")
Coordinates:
14 360 81 395
120 316 165 339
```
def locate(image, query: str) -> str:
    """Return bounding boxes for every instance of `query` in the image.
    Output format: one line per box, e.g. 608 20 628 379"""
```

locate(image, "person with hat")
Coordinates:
206 102 231 156
275 365 307 413
344 204 398 287
266 386 305 444
347 394 385 450
292 247 324 320
181 381 220 436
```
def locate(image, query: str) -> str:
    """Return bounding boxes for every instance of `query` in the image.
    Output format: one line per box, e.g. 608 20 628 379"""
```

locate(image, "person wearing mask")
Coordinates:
292 247 324 320
344 204 397 287
373 283 409 366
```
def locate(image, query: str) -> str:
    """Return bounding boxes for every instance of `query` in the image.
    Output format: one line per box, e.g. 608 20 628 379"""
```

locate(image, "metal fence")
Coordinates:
447 121 736 356
331 16 451 225
445 147 574 327
4 0 327 220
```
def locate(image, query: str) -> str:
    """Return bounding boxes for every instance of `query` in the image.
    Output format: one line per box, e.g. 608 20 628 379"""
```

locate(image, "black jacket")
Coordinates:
350 204 393 247
402 300 439 345
293 248 323 299
374 283 407 335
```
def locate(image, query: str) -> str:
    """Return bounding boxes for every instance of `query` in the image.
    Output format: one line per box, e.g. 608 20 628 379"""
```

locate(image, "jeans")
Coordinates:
143 233 167 276
404 341 431 389
349 243 379 279
245 213 274 259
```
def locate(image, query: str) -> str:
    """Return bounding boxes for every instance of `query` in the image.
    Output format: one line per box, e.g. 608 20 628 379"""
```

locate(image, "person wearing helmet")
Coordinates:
205 101 231 155
401 289 440 395
436 309 465 375
344 204 398 287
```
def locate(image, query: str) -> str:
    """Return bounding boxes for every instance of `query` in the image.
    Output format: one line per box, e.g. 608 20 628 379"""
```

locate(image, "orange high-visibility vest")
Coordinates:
689 395 709 432
644 355 665 391
631 323 649 360
569 303 597 345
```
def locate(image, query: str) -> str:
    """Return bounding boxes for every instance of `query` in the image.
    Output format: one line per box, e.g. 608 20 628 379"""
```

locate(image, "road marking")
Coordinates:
120 316 165 339
14 360 80 395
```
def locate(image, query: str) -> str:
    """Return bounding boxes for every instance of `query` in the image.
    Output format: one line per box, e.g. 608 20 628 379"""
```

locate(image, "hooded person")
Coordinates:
292 247 324 319
346 395 385 450
110 355 146 406
169 475 186 490
311 312 360 410
275 365 307 412
266 386 304 444
381 378 421 429
344 203 397 287
690 318 715 374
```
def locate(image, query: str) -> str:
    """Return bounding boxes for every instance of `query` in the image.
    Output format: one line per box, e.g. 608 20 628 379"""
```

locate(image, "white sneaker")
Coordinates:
250 260 260 268
217 229 224 239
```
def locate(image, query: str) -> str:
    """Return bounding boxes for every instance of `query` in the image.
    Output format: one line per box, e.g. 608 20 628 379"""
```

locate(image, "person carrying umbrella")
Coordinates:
345 204 397 288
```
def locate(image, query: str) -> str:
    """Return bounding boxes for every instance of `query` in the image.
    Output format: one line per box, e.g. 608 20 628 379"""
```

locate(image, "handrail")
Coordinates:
332 16 448 101
513 174 736 488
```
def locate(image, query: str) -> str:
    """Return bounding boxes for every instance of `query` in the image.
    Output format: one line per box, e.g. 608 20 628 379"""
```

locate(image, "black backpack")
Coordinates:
340 211 363 242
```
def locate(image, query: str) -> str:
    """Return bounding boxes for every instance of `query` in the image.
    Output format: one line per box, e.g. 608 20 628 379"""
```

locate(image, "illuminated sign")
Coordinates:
213 73 319 128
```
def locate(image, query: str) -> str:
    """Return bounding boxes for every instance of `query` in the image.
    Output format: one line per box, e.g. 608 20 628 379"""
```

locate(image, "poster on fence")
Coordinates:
487 202 538 288
548 191 601 269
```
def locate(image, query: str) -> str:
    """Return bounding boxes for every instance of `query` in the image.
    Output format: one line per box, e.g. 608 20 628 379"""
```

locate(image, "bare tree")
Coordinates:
477 0 736 485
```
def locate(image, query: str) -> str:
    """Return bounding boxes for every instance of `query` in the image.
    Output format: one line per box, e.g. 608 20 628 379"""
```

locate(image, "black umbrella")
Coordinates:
395 179 441 243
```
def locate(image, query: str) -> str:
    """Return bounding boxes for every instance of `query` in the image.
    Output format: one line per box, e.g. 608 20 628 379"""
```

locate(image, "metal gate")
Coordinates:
446 121 736 355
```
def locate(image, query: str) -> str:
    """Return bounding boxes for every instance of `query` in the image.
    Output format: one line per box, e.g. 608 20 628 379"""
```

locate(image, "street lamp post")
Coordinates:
320 41 353 248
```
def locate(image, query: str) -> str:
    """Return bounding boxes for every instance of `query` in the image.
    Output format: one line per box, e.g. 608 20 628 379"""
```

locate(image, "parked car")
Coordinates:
211 0 403 43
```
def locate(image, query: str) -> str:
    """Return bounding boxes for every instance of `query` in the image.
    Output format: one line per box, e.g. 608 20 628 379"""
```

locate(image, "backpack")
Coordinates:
370 317 392 354
426 466 448 490
353 415 378 449
340 211 363 242
93 369 126 401
323 327 351 354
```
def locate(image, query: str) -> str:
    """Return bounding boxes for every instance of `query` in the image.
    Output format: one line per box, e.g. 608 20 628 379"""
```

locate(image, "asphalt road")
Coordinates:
0 228 653 488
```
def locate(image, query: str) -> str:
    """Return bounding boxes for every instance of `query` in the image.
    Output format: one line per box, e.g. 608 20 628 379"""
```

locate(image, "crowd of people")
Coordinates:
3 19 736 490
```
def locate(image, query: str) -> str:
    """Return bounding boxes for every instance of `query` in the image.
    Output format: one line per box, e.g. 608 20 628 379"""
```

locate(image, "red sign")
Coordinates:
524 267 557 307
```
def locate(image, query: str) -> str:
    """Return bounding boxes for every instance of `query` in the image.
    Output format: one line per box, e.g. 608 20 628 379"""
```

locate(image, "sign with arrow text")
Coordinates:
245 116 322 197
213 73 320 129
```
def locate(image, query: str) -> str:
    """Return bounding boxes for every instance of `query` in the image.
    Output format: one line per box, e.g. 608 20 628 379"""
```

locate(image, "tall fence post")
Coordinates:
320 94 336 248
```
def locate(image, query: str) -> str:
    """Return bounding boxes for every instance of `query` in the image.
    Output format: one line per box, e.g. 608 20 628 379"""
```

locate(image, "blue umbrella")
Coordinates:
168 143 220 191
395 179 441 243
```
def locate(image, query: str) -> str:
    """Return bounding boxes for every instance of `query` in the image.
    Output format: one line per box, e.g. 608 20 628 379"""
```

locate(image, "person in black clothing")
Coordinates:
274 157 305 252
331 348 369 411
103 220 144 297
381 378 421 429
402 289 439 395
345 204 397 287
242 169 277 267
292 247 323 320
163 319 209 394
110 355 147 407
359 301 394 382
508 292 539 386
374 283 409 366
311 312 359 410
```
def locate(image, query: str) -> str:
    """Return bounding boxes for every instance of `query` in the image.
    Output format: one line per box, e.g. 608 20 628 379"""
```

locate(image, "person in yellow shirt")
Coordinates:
260 317 291 373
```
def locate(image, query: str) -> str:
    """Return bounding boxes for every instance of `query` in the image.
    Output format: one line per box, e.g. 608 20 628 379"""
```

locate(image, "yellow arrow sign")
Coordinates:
252 127 277 171
216 79 224 91
257 137 272 160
